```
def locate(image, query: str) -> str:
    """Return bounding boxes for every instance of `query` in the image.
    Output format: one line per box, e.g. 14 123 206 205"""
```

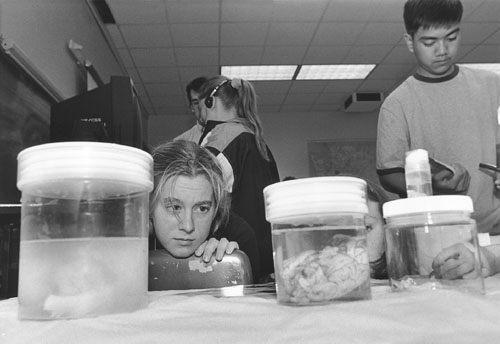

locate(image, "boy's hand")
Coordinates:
432 163 470 194
432 243 497 279
195 237 239 263
432 243 478 279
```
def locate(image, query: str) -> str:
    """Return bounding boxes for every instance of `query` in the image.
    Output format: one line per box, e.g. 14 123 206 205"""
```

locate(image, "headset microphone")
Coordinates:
204 79 230 108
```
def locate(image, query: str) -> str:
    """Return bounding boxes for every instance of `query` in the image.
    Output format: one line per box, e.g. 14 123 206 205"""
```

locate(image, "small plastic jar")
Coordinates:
383 195 484 294
16 142 153 319
264 176 371 306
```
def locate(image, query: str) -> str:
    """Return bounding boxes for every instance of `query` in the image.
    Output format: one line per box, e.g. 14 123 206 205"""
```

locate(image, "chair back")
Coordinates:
148 249 253 291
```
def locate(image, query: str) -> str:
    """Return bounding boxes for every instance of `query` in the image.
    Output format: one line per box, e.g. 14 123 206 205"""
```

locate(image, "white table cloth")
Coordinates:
2 278 500 344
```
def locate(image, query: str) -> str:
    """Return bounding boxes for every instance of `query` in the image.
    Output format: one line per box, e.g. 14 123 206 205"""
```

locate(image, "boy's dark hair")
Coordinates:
185 76 208 102
404 0 463 37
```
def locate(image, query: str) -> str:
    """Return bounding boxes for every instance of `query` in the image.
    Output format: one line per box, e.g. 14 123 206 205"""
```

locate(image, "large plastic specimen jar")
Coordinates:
383 195 484 293
16 142 153 319
264 176 371 306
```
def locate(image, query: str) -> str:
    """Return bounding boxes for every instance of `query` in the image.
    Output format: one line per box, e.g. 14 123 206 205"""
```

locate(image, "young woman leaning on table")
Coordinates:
149 140 260 279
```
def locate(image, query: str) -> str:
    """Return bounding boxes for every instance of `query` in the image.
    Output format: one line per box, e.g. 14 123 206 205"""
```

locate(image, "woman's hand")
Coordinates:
194 237 239 263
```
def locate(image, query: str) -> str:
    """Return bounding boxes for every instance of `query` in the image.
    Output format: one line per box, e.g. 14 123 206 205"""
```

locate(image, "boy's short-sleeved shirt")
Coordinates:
377 66 500 233
174 123 203 143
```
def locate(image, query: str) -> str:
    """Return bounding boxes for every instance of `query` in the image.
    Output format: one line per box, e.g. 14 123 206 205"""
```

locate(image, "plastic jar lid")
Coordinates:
382 195 473 218
17 142 153 192
263 176 368 222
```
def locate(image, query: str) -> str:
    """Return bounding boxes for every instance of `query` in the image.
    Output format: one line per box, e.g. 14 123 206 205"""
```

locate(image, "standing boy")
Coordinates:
376 0 500 234
175 76 208 142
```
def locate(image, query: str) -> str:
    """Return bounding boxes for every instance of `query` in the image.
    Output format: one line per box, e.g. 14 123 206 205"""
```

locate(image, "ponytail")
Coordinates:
232 79 270 161
200 76 271 161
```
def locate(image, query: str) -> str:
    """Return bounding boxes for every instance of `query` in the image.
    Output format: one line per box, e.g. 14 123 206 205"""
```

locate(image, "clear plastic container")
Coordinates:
16 142 153 319
264 176 371 306
383 195 484 294
405 149 432 197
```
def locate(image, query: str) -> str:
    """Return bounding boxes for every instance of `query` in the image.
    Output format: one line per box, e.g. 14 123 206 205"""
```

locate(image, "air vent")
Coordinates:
343 92 384 113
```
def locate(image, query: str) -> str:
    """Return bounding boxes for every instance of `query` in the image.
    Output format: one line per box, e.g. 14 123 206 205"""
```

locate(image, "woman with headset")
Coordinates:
197 75 280 282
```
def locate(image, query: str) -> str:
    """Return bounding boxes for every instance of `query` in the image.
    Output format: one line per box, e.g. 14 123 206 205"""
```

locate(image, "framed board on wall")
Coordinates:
0 50 55 204
308 139 379 184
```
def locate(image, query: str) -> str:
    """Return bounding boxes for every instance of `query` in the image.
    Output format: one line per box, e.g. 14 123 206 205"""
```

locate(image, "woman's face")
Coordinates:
152 175 216 258
366 199 385 262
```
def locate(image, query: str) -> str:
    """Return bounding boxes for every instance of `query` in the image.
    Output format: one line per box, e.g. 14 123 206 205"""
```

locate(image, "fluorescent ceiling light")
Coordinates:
458 63 500 75
221 65 296 80
296 64 376 80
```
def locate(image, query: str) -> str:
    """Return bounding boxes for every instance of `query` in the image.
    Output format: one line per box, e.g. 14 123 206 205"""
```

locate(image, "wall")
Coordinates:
148 110 379 180
0 0 123 99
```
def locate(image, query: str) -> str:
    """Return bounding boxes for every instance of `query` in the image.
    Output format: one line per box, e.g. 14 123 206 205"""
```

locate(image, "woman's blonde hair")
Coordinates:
150 140 230 234
199 75 270 161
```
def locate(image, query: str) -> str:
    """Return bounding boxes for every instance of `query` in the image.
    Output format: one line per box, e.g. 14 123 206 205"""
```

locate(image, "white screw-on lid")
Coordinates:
263 176 368 223
17 142 153 196
405 148 430 165
382 195 474 218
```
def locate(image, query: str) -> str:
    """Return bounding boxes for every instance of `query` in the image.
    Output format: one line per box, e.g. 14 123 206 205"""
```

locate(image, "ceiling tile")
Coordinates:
261 46 308 64
284 92 320 105
221 1 273 22
456 44 478 60
178 66 221 83
313 22 365 45
461 0 486 18
369 0 405 22
322 0 373 22
174 47 219 66
315 92 348 104
342 45 394 64
302 45 351 64
258 93 287 106
484 28 500 44
221 23 269 46
464 0 498 21
289 80 328 93
323 80 362 92
460 22 500 45
138 67 180 83
129 48 175 67
310 103 342 112
220 46 264 65
357 79 399 93
280 104 312 112
369 64 415 80
170 23 219 47
381 45 415 64
253 81 292 94
356 23 405 45
107 0 166 24
267 22 318 46
166 0 220 23
461 45 500 62
120 24 172 48
271 2 328 22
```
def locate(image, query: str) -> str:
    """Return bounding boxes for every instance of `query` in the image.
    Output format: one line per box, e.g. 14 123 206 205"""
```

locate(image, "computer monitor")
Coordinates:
50 76 147 150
